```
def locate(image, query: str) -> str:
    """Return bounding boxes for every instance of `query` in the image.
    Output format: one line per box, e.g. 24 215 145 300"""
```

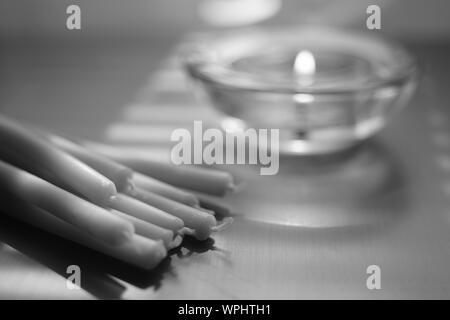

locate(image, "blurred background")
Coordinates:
1 0 449 140
1 0 450 40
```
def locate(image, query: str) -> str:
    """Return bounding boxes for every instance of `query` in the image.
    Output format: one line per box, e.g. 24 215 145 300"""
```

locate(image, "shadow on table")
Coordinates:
0 214 215 299
173 237 217 259
225 139 411 235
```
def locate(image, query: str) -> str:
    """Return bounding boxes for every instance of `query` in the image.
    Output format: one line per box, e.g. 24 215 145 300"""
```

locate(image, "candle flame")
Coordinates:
294 50 316 77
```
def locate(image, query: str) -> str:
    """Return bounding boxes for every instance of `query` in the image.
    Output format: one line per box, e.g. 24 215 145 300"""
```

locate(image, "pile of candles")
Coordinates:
0 115 233 270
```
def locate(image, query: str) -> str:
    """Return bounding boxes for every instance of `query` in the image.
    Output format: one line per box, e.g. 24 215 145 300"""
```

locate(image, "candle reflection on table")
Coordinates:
218 140 409 230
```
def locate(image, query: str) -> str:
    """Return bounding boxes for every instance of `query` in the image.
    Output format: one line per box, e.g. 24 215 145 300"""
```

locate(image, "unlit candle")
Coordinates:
109 194 184 232
0 116 117 206
128 187 217 240
0 160 135 246
0 202 166 270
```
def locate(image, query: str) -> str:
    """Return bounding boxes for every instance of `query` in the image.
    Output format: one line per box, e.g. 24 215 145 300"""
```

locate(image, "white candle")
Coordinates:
45 134 134 193
133 172 199 206
109 194 184 232
128 187 217 241
0 116 116 206
1 202 166 270
106 154 234 196
0 160 135 246
84 141 234 195
110 209 182 249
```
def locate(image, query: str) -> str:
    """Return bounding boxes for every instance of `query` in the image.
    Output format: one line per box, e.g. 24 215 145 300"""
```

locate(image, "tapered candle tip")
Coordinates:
229 180 245 193
170 235 183 249
155 240 168 259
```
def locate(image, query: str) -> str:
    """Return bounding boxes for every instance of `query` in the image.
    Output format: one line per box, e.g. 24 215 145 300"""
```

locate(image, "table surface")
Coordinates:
1 33 450 299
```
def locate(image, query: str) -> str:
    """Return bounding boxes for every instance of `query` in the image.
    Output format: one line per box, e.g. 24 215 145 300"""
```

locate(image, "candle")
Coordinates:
0 115 117 205
183 27 418 155
127 187 218 241
109 194 184 232
45 133 134 193
292 49 316 139
133 172 199 207
193 192 232 219
1 200 166 270
110 209 182 249
84 141 235 195
0 160 134 246
104 154 234 196
43 132 201 206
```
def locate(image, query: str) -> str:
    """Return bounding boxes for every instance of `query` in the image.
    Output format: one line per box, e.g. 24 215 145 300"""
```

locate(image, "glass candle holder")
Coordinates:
183 27 419 155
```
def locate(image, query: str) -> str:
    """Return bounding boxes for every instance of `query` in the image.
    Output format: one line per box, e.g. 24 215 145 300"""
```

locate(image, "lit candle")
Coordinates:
294 50 316 84
0 160 134 246
184 28 418 155
44 132 200 206
292 50 316 138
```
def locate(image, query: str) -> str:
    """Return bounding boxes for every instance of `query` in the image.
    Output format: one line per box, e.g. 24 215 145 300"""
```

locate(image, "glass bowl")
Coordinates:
182 27 419 155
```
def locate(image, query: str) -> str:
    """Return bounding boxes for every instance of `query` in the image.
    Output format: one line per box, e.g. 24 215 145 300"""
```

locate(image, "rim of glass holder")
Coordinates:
182 27 419 95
